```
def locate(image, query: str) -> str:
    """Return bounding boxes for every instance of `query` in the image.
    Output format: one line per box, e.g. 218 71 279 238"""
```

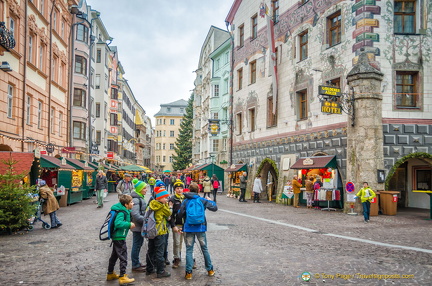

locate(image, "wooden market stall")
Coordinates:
224 164 248 198
64 158 96 199
0 151 37 185
192 163 225 192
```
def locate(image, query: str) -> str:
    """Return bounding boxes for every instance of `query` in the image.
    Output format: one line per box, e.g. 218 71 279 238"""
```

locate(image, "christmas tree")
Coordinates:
172 94 193 171
0 158 37 233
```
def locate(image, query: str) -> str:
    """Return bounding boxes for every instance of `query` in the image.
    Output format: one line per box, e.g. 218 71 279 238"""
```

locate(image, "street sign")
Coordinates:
318 85 341 97
346 182 355 193
46 143 55 153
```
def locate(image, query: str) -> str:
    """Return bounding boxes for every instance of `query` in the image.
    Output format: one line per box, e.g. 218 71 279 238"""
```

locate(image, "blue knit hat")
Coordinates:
155 190 170 200
155 180 165 188
132 178 147 193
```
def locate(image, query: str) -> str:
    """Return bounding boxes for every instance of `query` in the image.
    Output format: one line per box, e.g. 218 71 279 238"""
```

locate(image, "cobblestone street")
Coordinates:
1 193 431 286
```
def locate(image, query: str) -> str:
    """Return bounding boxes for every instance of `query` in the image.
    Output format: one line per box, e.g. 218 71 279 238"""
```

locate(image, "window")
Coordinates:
96 131 101 144
396 71 418 108
61 20 65 38
224 78 229 94
39 44 45 71
95 74 100 89
328 11 342 47
250 60 257 84
77 24 88 43
170 131 175 137
236 113 242 135
58 112 63 135
394 0 416 34
251 14 258 39
96 103 101 117
180 108 184 113
299 31 308 60
213 84 219 97
416 169 431 190
59 63 65 86
224 52 229 64
96 49 101 63
111 88 118 99
50 108 55 134
167 107 171 113
73 89 86 107
297 90 308 120
52 56 58 81
169 156 173 163
163 156 166 163
329 77 341 88
73 121 86 140
267 97 277 127
215 59 220 70
249 108 256 132
37 101 42 129
28 35 34 63
9 18 15 41
110 113 118 126
75 55 87 75
40 0 45 15
170 143 174 150
272 0 279 23
237 68 243 90
212 139 219 152
213 112 219 119
163 143 166 150
170 119 175 125
163 119 166 124
239 24 244 47
53 10 57 31
26 95 31 125
7 85 13 118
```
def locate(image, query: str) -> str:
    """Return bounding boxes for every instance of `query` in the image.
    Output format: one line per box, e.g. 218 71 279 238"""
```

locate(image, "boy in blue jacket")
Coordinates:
106 194 135 285
178 182 218 280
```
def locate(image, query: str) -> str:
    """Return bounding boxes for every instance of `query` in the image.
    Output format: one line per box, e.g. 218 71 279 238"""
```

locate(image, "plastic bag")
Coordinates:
103 189 108 198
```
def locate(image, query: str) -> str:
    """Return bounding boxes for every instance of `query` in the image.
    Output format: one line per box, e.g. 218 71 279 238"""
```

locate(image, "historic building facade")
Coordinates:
225 0 432 209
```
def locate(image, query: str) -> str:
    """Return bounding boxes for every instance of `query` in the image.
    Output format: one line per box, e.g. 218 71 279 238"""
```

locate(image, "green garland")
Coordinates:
256 158 279 177
385 152 432 190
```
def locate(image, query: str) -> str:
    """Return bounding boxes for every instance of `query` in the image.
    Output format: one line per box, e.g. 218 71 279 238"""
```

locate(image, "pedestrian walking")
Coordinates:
354 182 376 223
291 175 302 208
179 182 217 280
252 175 263 203
239 172 248 202
211 174 219 202
130 179 148 272
38 180 62 228
106 194 136 285
305 176 314 209
148 175 156 196
116 173 134 196
202 176 212 198
95 170 108 208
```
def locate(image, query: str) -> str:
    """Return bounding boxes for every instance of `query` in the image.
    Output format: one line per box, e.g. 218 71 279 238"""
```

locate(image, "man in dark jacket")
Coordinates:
130 179 148 272
95 170 108 208
168 180 185 268
178 183 217 280
239 172 248 202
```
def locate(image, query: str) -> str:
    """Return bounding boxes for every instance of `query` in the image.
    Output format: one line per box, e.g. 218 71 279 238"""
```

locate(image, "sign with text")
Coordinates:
318 85 341 97
321 101 342 114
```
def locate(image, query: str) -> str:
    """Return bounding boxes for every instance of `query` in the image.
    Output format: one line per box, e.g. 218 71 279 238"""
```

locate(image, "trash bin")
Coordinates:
370 192 379 216
379 191 399 215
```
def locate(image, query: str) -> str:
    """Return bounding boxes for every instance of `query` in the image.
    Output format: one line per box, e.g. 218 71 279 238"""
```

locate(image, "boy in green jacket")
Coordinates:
355 182 376 223
106 194 136 285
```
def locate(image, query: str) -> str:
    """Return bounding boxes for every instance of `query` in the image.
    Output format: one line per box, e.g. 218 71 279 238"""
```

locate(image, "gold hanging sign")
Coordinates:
208 119 220 136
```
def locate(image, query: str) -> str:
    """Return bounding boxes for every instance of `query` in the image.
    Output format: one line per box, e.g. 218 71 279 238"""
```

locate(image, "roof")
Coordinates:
0 152 34 175
225 164 247 172
40 155 75 170
64 158 95 170
194 163 224 172
290 155 337 170
154 99 188 117
120 165 146 172
162 99 188 107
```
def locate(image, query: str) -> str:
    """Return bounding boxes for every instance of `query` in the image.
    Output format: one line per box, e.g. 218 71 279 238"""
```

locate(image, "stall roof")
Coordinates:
225 164 247 172
40 155 75 170
80 160 98 169
120 165 146 172
290 155 337 169
194 163 224 171
64 158 94 170
0 152 34 175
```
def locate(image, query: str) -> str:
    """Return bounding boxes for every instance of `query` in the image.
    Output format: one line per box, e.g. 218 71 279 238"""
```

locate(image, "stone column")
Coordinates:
345 51 384 213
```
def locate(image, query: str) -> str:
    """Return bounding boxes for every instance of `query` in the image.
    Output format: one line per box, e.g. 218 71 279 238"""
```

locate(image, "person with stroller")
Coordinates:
38 180 62 229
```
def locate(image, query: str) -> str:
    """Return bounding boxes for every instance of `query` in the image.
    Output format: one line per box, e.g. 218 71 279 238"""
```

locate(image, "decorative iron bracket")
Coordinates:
340 86 355 127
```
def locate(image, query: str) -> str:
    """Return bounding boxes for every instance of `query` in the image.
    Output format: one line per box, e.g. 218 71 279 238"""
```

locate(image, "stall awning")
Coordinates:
40 155 75 170
225 164 247 172
194 163 224 172
0 152 34 175
120 165 146 172
290 155 337 169
64 158 94 170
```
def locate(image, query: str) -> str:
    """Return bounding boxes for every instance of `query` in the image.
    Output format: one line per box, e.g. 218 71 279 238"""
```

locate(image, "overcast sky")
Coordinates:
87 0 233 125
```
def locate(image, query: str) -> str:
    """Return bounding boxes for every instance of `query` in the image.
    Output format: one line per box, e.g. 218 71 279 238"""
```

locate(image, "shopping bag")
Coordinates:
56 185 66 196
103 189 108 198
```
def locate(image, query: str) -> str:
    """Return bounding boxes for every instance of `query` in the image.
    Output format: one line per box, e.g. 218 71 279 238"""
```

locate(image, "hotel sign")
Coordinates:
321 101 342 115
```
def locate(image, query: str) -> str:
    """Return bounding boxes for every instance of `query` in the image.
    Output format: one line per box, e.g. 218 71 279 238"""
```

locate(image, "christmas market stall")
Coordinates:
225 164 248 198
290 155 343 210
63 158 96 199
39 155 82 206
0 152 37 185
193 163 225 192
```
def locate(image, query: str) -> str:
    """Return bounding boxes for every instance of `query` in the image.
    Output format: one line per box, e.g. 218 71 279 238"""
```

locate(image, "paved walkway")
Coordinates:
0 192 431 285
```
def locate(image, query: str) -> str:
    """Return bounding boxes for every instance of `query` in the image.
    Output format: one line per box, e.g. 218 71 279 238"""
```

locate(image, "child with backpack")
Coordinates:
145 189 172 278
106 194 135 285
178 182 218 280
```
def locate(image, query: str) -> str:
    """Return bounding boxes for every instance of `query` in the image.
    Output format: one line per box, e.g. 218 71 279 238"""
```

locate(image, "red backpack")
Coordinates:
213 180 219 189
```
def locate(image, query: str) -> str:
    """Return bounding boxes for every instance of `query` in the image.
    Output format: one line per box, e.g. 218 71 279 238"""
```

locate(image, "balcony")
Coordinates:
0 22 15 52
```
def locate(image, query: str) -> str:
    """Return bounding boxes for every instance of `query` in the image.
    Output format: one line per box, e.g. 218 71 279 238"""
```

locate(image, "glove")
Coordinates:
353 196 358 199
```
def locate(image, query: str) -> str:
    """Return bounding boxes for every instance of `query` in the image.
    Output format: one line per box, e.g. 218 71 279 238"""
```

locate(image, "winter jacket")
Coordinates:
356 187 376 203
179 192 217 233
116 179 134 195
148 177 156 186
130 191 147 232
305 180 314 193
240 175 247 189
168 193 185 227
253 178 263 193
292 179 302 194
149 200 172 236
202 177 212 193
95 175 108 190
111 202 132 241
39 185 59 215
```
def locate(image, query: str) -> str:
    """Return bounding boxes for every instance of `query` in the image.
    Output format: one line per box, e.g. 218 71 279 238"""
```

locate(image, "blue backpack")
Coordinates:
185 197 206 225
141 208 158 239
99 210 127 241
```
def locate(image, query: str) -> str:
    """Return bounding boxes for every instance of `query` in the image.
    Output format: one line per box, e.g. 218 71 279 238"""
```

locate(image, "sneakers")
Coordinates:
185 272 192 280
208 269 215 276
106 272 119 281
118 274 134 285
157 271 171 278
172 258 181 268
165 259 171 265
132 265 146 272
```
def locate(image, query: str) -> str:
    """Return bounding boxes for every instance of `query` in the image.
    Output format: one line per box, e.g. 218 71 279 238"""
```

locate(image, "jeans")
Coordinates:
239 188 246 201
185 232 213 273
212 188 218 202
172 225 184 259
108 240 128 276
146 234 167 274
131 231 144 268
96 189 104 207
49 211 61 227
362 201 371 221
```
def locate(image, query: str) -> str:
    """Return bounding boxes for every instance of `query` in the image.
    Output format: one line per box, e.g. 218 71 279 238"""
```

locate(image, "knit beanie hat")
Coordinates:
154 185 166 194
155 180 165 188
155 190 170 200
132 178 147 192
173 179 184 189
